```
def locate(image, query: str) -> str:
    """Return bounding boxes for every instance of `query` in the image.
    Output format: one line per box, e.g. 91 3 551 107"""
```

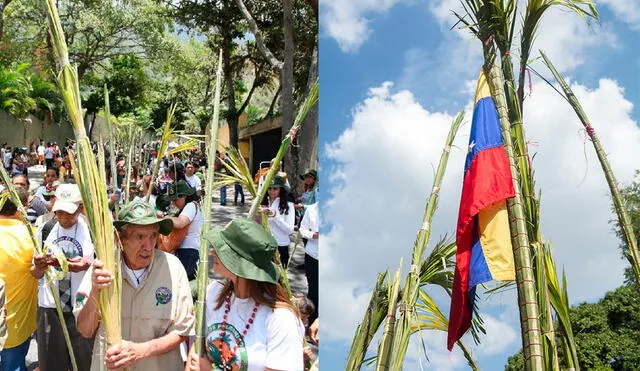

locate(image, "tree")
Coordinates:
615 171 640 285
505 284 640 370
0 63 58 144
84 54 151 137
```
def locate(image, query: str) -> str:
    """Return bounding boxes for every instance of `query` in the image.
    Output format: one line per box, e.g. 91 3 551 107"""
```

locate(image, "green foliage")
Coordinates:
505 351 525 371
504 284 640 370
0 62 57 121
614 170 640 285
84 54 150 119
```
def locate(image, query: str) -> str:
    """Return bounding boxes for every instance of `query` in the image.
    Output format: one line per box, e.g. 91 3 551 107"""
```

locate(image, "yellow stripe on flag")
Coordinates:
478 200 515 281
474 69 492 106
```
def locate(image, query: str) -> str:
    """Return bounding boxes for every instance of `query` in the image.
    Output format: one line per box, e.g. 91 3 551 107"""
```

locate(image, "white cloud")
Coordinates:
397 1 617 103
321 0 405 53
475 313 517 355
599 0 640 29
321 77 638 366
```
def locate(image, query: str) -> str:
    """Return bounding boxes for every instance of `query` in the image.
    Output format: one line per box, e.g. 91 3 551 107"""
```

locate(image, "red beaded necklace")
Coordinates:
218 291 260 368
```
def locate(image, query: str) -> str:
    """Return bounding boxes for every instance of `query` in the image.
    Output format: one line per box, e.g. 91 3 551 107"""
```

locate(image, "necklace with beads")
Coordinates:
217 291 260 369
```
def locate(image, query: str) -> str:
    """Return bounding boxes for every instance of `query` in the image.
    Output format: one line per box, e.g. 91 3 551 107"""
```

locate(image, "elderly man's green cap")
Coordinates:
167 180 195 201
113 200 173 236
203 218 280 284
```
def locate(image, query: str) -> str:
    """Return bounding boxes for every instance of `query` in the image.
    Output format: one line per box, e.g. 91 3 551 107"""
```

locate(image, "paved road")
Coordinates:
24 166 309 369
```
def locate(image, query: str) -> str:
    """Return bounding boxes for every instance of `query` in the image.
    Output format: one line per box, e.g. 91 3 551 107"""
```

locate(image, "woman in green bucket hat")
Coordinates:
166 180 203 281
185 218 304 371
259 175 295 269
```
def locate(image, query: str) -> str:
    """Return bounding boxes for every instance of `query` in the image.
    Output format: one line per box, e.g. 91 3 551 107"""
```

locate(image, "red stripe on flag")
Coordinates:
448 146 514 350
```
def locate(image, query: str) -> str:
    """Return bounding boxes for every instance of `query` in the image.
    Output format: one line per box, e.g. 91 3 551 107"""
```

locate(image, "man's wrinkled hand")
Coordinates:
104 340 146 369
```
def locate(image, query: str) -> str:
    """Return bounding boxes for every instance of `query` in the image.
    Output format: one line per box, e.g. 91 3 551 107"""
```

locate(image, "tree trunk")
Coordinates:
264 83 281 119
222 21 238 148
281 0 295 187
297 36 318 176
0 2 5 40
87 112 97 141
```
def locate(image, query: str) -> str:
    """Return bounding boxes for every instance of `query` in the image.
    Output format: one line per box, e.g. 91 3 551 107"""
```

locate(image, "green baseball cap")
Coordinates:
203 218 280 284
113 200 173 236
167 180 195 201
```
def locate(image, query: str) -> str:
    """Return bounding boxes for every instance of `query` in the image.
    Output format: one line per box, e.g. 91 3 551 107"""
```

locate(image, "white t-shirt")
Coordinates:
179 201 203 251
205 281 304 371
185 174 201 191
266 198 295 246
37 145 45 156
3 152 12 168
299 203 319 260
44 147 54 159
37 217 95 309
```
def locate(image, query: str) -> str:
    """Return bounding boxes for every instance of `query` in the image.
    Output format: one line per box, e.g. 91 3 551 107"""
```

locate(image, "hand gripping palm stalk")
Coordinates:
194 49 223 357
0 166 78 371
44 0 123 354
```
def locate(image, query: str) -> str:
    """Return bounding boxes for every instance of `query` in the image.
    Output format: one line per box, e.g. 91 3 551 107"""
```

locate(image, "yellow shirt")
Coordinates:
0 218 37 348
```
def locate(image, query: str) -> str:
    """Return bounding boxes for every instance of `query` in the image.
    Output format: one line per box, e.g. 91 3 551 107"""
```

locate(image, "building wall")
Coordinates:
0 111 75 147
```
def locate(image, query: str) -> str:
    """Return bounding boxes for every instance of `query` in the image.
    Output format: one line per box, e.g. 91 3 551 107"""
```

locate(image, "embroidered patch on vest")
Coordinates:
155 286 172 305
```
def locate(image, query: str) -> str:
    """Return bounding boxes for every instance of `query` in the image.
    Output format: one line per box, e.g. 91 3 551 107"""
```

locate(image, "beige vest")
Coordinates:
89 251 194 371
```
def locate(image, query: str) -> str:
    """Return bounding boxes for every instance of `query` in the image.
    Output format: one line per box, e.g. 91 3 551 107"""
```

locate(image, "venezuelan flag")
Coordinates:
447 70 516 351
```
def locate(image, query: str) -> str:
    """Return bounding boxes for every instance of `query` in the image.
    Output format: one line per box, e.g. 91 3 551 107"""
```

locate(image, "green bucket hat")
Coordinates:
299 169 317 181
168 180 195 200
268 175 290 192
203 218 280 284
113 200 173 236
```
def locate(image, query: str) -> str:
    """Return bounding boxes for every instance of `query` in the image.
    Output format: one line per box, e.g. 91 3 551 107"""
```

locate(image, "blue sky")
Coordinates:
319 1 640 370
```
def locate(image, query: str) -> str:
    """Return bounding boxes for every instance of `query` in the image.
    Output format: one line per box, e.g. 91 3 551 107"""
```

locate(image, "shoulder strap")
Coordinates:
41 217 58 247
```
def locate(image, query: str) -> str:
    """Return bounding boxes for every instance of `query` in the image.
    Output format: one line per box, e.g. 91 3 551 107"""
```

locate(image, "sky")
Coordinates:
318 0 640 369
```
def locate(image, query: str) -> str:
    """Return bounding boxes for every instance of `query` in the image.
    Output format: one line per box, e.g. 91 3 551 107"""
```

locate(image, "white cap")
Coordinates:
52 184 82 214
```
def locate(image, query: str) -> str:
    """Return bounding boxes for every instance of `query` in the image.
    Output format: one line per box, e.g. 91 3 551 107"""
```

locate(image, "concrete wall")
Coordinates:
0 111 76 147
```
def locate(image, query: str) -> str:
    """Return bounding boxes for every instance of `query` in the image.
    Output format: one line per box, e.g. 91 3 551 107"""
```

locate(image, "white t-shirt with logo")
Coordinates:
205 281 304 371
37 217 95 309
179 201 203 251
185 174 201 192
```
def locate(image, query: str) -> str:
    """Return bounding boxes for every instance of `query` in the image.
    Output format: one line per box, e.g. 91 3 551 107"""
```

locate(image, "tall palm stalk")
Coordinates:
381 111 464 368
375 261 402 371
346 273 389 370
483 58 543 369
538 50 640 284
247 79 318 219
0 166 78 370
194 49 223 356
44 0 122 350
145 103 177 202
104 84 119 217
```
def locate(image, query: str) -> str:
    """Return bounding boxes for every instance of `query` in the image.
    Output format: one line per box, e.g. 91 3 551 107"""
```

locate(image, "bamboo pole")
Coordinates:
382 111 465 368
44 0 123 351
483 54 543 369
194 49 223 356
539 49 640 285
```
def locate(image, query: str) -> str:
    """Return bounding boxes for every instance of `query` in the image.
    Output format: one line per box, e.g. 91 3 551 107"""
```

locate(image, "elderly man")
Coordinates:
74 200 194 370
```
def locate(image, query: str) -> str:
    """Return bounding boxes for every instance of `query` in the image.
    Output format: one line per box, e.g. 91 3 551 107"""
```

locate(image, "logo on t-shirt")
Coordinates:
206 323 248 371
51 236 83 258
155 287 172 305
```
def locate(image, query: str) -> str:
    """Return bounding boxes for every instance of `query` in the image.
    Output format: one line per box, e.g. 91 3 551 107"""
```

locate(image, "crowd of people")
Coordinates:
0 138 319 371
